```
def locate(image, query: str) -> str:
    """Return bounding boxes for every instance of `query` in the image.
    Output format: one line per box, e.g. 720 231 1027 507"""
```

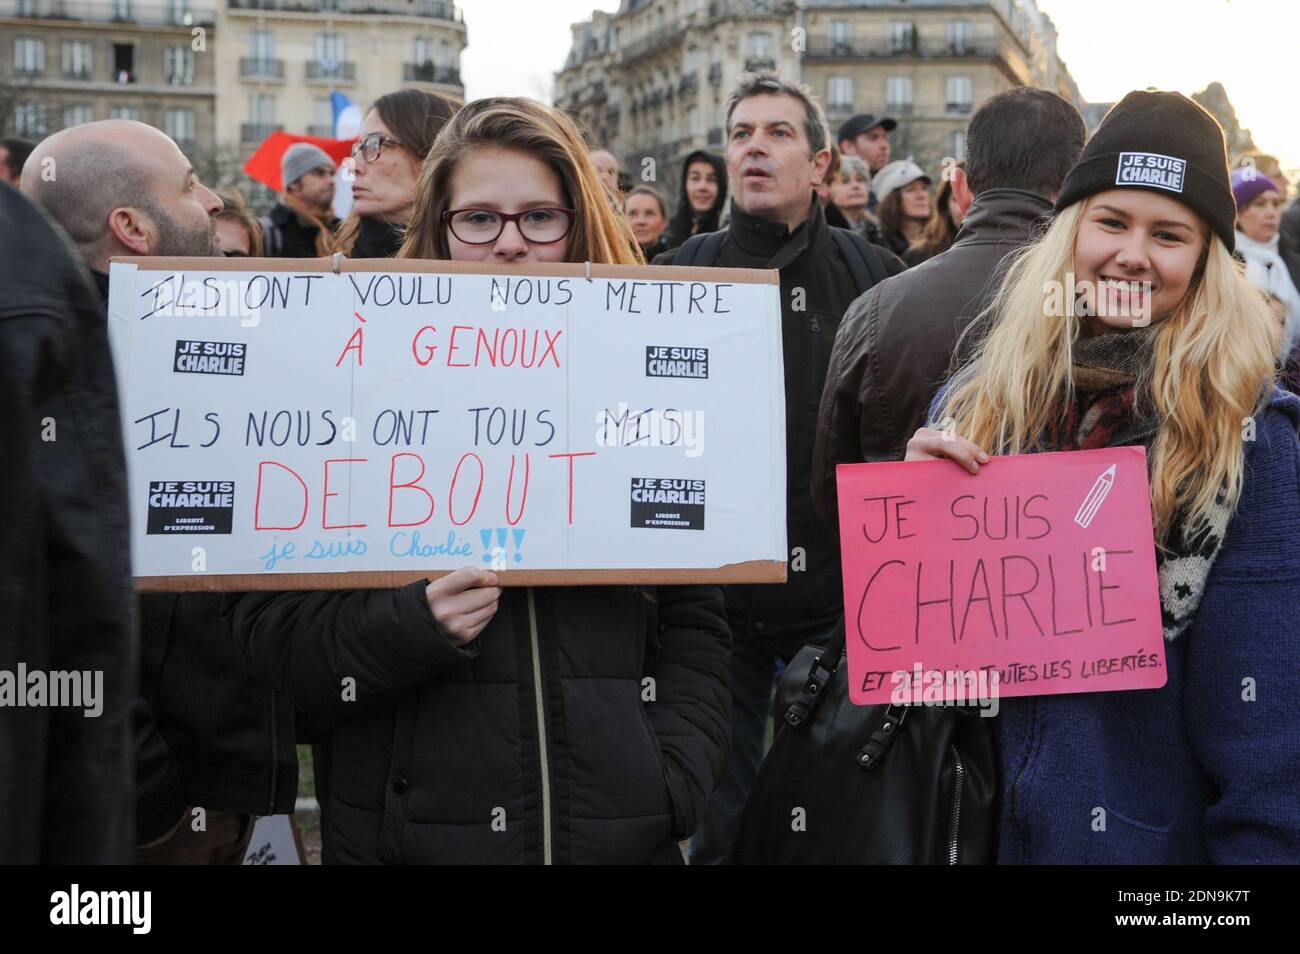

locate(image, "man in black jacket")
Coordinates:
0 183 136 864
812 87 1087 528
23 119 297 863
262 143 339 257
655 73 902 864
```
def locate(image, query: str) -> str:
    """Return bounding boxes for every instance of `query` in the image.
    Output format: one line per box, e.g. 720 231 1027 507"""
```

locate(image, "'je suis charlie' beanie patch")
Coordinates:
1054 90 1236 253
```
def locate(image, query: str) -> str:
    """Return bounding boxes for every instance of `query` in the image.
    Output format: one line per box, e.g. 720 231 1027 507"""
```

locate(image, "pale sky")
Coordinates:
1037 0 1299 174
462 0 1299 176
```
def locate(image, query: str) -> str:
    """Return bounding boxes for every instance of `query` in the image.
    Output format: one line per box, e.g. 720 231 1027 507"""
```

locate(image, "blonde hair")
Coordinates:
936 197 1278 544
399 97 643 265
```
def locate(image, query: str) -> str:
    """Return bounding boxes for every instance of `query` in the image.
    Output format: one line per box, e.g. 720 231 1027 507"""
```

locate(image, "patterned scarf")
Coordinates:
1042 328 1233 641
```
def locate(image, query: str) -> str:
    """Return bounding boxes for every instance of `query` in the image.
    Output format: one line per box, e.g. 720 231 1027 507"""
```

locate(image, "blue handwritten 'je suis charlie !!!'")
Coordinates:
256 531 476 571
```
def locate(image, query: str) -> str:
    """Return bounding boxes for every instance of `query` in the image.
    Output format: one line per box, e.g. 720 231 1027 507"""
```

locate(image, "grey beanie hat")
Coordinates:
282 142 334 189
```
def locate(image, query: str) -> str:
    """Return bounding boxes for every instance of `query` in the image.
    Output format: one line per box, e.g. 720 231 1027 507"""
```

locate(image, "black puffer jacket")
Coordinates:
229 581 730 864
0 184 136 863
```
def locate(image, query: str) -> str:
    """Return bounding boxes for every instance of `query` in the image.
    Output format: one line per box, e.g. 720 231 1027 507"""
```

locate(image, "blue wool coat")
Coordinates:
996 387 1300 863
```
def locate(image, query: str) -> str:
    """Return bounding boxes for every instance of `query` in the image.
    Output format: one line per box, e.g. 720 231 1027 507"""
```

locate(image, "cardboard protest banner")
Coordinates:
107 258 787 591
835 448 1167 705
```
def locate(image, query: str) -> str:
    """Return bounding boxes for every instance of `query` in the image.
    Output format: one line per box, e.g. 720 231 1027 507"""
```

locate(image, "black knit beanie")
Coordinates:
1054 90 1235 253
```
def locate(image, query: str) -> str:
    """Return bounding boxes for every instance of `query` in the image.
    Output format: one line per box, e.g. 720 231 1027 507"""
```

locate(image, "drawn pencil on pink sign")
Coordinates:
1074 464 1115 529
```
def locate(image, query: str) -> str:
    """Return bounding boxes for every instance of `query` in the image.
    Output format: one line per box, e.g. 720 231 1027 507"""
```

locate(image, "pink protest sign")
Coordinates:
836 447 1167 705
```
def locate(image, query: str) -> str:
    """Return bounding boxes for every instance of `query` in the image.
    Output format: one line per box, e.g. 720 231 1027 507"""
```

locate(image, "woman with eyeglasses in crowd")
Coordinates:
230 97 731 865
334 88 457 258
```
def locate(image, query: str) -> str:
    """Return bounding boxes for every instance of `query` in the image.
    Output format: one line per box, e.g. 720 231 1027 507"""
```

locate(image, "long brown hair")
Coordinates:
907 162 961 261
399 97 642 265
335 88 457 254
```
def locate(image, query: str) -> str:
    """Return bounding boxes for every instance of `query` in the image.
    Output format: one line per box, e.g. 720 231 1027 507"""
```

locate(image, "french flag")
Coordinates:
331 91 363 219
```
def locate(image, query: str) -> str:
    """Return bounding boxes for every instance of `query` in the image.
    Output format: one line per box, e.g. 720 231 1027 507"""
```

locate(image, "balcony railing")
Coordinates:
621 25 680 63
707 0 795 20
743 56 775 72
241 122 283 142
707 126 723 147
804 37 1004 60
306 60 356 82
678 71 698 94
946 101 972 114
708 62 723 84
402 62 461 85
1 1 216 26
240 58 285 79
306 123 334 136
226 0 463 22
62 67 92 80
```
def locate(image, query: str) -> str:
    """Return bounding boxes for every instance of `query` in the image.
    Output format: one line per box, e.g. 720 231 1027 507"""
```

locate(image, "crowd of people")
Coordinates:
3 66 1300 866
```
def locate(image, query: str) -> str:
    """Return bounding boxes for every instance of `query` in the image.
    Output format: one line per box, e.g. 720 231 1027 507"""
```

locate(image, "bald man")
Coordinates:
23 120 300 865
22 119 221 294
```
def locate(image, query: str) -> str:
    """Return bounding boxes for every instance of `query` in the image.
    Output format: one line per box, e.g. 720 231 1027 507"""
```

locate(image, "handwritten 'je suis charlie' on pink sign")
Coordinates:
835 447 1167 706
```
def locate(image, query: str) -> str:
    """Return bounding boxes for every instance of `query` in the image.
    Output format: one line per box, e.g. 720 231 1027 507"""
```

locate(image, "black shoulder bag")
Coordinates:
729 619 998 864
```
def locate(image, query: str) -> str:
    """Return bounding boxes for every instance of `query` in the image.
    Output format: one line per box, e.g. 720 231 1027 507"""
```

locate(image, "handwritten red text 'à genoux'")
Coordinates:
333 312 564 369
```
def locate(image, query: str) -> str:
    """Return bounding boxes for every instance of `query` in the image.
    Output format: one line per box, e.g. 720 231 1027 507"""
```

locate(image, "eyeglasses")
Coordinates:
350 133 402 163
443 207 576 245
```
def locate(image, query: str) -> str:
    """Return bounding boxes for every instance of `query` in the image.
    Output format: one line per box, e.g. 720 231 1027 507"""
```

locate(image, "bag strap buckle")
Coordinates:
782 652 837 729
857 705 909 771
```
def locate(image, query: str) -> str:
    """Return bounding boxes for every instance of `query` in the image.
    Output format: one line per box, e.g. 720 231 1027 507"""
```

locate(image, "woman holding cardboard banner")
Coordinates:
906 91 1300 863
231 98 729 865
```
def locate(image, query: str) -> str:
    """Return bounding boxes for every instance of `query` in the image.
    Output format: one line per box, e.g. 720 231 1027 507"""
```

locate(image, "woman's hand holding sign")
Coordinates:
904 426 991 474
425 567 501 647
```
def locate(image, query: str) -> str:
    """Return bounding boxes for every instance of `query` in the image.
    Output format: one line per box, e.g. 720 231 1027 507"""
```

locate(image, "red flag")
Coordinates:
242 130 356 194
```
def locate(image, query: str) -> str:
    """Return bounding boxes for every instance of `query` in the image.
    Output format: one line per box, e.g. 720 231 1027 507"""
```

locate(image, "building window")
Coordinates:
951 130 967 161
250 93 276 125
166 0 190 25
110 105 141 121
63 104 94 128
888 22 915 53
830 19 851 52
165 47 195 86
315 96 333 130
746 32 771 58
315 33 346 74
15 103 47 137
113 43 135 84
113 0 133 20
166 108 195 145
250 29 274 61
14 38 44 75
947 75 973 113
948 20 971 54
886 75 912 113
827 76 853 111
62 41 93 80
437 39 452 67
413 37 433 66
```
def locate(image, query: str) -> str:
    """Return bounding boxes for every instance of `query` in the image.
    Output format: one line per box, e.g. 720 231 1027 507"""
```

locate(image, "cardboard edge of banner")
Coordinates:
136 559 787 592
110 255 781 285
